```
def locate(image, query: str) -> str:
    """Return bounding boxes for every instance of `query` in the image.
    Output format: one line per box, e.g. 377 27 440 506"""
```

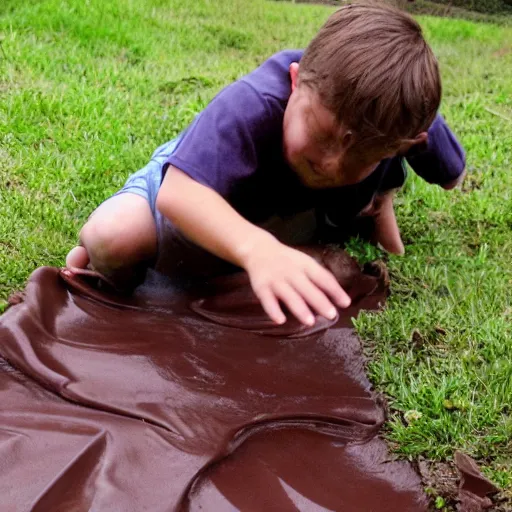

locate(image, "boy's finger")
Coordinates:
292 276 337 320
307 265 351 308
256 287 286 325
273 282 315 326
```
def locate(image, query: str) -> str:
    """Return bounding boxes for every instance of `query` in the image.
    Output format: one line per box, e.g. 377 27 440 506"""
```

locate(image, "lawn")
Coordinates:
0 0 511 504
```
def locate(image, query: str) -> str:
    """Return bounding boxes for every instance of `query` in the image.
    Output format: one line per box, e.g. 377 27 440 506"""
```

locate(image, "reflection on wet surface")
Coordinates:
0 248 429 511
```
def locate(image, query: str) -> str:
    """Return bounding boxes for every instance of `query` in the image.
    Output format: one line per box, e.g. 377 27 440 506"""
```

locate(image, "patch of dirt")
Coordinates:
418 458 459 510
417 454 510 512
418 459 475 511
461 170 483 193
494 490 512 512
492 47 512 58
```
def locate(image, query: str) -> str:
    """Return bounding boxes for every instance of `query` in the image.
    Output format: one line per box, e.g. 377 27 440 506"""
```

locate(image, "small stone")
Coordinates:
443 399 455 410
404 409 423 424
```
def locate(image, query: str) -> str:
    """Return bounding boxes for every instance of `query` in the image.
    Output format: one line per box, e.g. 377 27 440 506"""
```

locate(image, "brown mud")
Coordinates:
0 247 498 510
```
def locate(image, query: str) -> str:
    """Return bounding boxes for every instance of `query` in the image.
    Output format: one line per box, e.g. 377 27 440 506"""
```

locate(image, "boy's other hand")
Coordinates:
242 237 351 326
370 190 405 255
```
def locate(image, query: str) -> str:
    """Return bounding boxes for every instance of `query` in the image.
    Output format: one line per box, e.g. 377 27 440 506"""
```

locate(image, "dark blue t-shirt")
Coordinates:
165 50 465 225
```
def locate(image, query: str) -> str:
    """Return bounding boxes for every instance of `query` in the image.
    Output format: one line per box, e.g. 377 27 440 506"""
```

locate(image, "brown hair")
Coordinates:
299 2 441 160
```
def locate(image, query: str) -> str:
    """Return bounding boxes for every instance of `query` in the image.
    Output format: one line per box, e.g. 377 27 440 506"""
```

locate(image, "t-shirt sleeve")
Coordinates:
164 80 273 198
405 114 466 186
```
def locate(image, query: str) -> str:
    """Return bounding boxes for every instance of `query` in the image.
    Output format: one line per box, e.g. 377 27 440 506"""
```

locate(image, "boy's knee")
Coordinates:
80 217 143 270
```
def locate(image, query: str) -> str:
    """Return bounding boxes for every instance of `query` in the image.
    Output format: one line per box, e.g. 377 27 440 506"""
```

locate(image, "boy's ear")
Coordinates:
341 129 354 150
289 62 300 91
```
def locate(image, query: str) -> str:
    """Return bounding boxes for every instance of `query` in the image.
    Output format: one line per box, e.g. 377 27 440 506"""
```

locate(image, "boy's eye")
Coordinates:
315 133 337 150
312 131 331 144
306 116 337 149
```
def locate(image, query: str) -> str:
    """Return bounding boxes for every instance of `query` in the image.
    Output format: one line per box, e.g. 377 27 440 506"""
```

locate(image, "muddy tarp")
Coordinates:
0 247 429 511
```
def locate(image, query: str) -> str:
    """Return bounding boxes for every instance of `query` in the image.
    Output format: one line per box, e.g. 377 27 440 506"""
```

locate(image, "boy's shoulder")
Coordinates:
238 49 303 106
243 50 303 87
164 51 304 198
195 49 303 134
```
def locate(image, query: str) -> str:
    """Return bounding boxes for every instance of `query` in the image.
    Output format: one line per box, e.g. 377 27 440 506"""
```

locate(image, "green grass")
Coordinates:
1 0 511 499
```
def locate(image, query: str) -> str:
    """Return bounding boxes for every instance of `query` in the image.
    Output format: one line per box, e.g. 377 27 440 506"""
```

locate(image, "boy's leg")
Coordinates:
66 193 157 286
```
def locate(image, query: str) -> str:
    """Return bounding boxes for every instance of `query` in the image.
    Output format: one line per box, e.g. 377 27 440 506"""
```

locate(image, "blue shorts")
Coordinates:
109 135 236 279
113 135 182 218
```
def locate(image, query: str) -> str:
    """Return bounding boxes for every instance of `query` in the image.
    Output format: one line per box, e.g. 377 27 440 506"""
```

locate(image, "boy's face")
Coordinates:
282 63 386 189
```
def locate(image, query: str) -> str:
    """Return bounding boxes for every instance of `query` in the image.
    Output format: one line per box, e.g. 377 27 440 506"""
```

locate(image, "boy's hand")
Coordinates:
159 168 349 326
370 190 405 255
242 237 351 326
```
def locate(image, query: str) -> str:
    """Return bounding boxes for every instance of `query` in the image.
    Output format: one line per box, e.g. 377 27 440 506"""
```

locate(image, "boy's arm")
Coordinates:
405 114 466 189
156 167 351 325
371 116 465 254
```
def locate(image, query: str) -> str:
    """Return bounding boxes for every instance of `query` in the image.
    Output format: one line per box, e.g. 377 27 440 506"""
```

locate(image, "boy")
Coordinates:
66 3 465 327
